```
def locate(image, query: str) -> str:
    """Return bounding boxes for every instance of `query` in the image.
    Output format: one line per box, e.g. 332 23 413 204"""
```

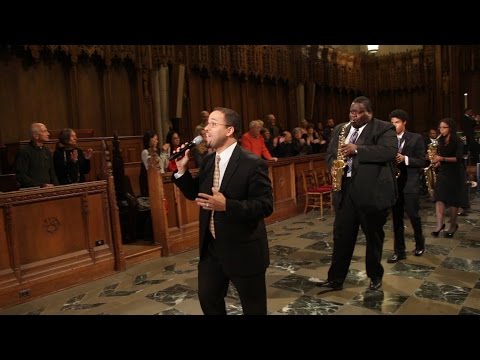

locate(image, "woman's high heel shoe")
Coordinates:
431 224 445 237
444 224 458 238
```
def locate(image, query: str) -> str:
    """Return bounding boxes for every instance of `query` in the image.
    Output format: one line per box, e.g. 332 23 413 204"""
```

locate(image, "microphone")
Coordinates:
168 135 204 161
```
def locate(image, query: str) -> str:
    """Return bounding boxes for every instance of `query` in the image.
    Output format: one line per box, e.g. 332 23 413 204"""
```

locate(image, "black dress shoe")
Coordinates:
315 280 343 290
431 224 445 237
414 248 425 256
368 278 382 291
387 253 406 263
444 224 459 238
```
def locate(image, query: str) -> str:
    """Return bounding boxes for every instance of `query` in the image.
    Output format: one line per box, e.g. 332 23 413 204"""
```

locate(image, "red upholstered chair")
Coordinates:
301 169 333 217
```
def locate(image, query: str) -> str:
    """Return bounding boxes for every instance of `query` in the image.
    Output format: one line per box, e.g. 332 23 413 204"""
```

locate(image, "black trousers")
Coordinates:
328 179 387 283
392 191 424 254
197 232 267 315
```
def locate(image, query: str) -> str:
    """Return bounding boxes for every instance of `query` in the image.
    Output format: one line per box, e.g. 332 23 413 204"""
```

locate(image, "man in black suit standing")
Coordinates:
316 96 397 291
387 110 426 263
172 107 273 315
462 108 479 163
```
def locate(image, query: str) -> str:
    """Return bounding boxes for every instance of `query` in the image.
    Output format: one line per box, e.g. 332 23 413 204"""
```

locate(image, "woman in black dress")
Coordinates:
431 118 465 237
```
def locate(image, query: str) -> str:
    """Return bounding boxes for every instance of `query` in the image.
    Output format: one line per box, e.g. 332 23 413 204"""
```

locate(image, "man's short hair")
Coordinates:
389 109 409 122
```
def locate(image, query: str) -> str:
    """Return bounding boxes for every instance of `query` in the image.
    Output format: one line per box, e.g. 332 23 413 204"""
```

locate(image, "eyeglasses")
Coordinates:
206 121 231 128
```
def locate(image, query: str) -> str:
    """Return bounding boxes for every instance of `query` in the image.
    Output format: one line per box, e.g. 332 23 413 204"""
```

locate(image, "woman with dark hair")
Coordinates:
430 118 465 238
163 130 181 172
53 128 93 185
139 130 168 197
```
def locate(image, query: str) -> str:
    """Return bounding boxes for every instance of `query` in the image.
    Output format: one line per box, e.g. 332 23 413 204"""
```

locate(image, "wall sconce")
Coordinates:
367 45 379 54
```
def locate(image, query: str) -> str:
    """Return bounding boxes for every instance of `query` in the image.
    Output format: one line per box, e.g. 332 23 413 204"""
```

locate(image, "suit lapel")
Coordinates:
400 132 411 153
355 120 373 146
220 145 240 192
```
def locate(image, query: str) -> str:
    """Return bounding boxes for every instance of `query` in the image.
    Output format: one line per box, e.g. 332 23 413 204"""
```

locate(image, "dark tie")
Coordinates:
398 137 402 151
209 155 221 238
347 129 359 173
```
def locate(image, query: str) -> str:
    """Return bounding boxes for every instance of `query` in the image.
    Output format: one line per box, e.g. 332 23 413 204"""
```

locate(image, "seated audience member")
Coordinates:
15 122 59 188
190 125 212 168
299 119 309 135
261 128 278 157
241 120 278 161
140 130 168 197
292 127 311 155
265 113 283 138
53 128 93 185
163 130 181 172
275 131 299 158
303 123 326 153
314 121 324 136
323 118 335 144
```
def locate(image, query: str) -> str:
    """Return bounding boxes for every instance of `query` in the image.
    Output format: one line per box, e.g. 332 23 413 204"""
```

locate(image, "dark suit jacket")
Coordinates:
326 118 397 213
397 131 426 194
173 144 273 277
462 114 476 141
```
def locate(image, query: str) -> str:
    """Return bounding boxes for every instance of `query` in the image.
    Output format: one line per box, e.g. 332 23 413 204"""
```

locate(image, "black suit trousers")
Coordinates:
392 191 424 254
328 179 387 283
197 232 267 315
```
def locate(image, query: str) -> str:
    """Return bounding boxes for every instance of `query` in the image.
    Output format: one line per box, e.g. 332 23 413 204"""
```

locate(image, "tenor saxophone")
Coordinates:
332 122 349 191
423 135 440 197
393 139 404 179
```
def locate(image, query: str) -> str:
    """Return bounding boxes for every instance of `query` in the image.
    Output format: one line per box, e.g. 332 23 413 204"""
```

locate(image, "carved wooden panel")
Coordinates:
230 45 248 77
0 57 70 144
0 209 10 271
76 61 105 134
190 45 210 71
87 192 111 248
0 181 119 309
15 197 86 264
151 45 176 66
271 163 295 210
248 45 264 78
212 45 230 74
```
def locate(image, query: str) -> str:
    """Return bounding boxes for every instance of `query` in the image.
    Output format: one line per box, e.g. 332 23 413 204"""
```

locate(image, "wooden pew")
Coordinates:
0 181 124 309
0 140 125 310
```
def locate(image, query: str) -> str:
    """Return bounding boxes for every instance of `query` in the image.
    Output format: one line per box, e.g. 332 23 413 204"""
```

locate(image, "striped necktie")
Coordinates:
346 128 359 175
209 155 221 238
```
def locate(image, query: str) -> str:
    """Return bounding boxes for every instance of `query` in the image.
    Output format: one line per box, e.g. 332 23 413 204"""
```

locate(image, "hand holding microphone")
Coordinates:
168 135 204 161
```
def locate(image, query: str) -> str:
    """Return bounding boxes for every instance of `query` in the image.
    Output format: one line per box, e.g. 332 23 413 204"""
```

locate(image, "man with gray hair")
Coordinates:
14 123 59 188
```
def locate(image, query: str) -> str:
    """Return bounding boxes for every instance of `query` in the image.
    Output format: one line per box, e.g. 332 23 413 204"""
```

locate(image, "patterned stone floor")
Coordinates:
2 192 480 315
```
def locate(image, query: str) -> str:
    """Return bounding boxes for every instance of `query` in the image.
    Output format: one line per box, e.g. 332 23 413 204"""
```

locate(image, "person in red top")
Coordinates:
241 120 278 161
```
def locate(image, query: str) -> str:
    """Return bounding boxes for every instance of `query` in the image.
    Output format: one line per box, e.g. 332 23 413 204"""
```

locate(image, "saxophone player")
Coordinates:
316 97 397 292
387 110 427 263
431 118 466 238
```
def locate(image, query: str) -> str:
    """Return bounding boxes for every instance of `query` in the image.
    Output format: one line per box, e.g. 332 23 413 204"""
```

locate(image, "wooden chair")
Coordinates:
301 169 333 217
